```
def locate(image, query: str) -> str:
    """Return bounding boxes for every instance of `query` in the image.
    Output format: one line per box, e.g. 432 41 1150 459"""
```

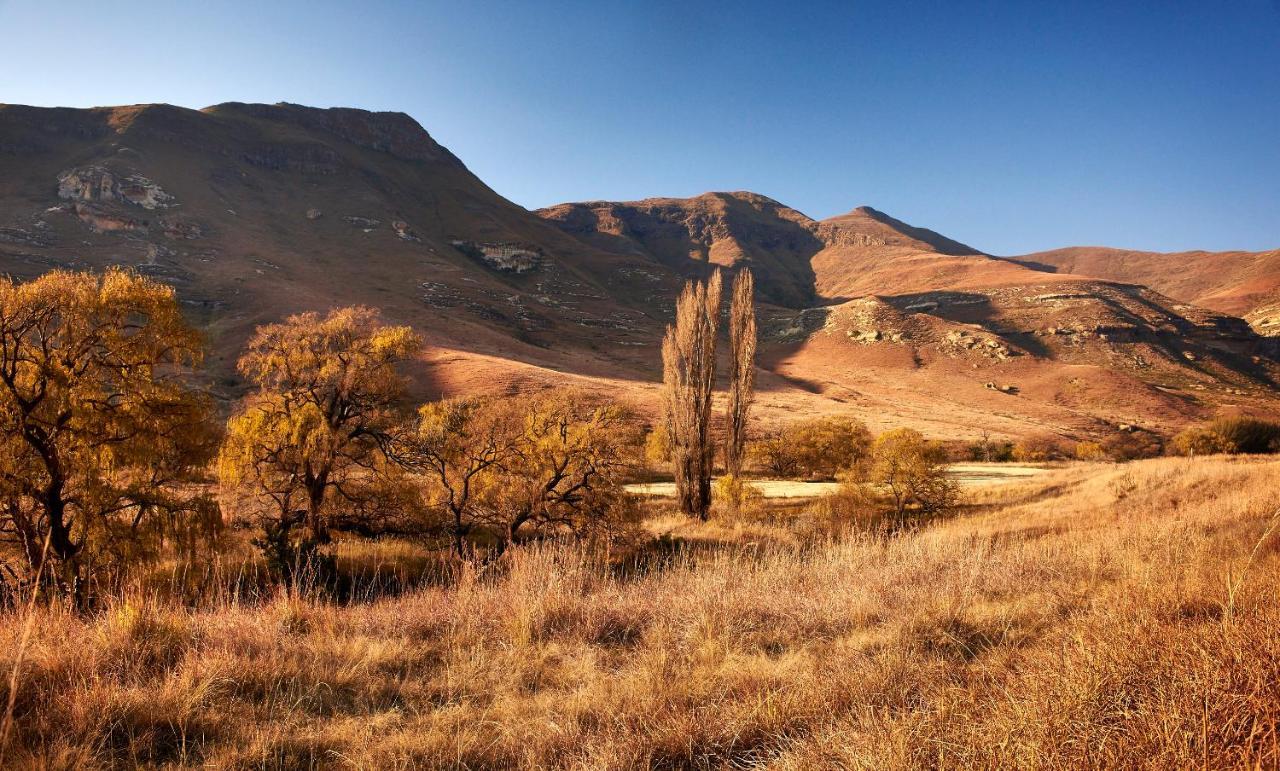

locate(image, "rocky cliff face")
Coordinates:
0 101 673 394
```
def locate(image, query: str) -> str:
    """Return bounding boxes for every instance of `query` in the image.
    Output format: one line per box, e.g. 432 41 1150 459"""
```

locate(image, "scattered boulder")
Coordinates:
392 220 421 242
161 219 203 240
343 215 381 230
306 208 323 220
71 203 143 233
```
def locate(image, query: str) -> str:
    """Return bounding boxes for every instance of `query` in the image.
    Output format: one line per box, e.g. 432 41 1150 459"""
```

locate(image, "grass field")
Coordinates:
2 456 1278 768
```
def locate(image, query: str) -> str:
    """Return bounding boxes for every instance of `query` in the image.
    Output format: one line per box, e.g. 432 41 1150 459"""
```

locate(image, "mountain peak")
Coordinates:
821 205 984 256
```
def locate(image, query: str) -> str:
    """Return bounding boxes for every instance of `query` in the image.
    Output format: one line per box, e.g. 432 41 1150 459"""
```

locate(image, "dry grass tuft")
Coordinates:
2 456 1278 768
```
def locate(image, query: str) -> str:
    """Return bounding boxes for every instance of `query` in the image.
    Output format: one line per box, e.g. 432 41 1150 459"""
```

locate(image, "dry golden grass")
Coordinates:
2 456 1279 769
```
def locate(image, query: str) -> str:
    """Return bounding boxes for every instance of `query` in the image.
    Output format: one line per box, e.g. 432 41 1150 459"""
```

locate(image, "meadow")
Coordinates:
2 454 1278 769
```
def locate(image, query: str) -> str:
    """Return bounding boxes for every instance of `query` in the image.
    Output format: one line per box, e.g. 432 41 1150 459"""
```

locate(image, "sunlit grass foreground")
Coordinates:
3 455 1278 768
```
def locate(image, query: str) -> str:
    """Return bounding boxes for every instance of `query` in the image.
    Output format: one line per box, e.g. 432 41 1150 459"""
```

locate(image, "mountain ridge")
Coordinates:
2 102 1278 442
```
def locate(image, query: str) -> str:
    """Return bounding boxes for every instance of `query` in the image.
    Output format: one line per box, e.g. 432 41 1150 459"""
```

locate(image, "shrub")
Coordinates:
643 424 672 469
1011 435 1065 462
713 474 763 515
1205 416 1280 454
1074 441 1107 461
1100 430 1164 461
816 475 885 529
968 436 1014 462
1171 425 1236 457
867 428 959 523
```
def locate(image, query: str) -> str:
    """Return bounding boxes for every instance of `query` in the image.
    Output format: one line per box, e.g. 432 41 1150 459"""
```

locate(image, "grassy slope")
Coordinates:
3 456 1279 768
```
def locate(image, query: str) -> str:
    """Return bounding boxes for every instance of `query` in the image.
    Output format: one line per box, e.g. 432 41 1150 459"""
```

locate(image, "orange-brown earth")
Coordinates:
2 102 1278 442
1013 246 1280 335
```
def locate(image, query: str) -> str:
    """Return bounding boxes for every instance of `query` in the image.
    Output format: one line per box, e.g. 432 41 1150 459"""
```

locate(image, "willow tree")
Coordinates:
404 395 521 557
218 306 420 574
0 269 216 598
661 271 722 519
724 268 756 480
405 391 635 556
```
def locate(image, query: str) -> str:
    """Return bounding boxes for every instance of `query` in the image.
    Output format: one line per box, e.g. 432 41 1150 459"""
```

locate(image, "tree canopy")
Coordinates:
218 306 421 573
0 269 216 596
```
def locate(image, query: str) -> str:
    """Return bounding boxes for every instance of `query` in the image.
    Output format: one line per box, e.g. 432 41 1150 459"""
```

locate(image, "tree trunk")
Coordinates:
305 477 331 545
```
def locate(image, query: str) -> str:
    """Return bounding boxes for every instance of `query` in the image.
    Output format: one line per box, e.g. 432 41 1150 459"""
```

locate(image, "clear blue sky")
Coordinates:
3 0 1278 254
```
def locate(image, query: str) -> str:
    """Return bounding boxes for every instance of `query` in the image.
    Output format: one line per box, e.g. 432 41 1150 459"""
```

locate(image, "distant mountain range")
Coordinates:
2 102 1276 441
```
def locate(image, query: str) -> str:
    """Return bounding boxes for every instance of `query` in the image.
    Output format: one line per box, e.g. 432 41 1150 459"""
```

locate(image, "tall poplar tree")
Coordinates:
661 271 721 519
724 268 756 480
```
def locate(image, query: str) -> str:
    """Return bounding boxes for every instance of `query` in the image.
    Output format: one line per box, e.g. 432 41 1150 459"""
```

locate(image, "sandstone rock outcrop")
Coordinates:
57 166 174 209
451 241 541 273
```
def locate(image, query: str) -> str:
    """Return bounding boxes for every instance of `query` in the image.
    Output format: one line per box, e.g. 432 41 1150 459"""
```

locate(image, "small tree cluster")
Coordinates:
1011 434 1067 462
751 416 872 479
661 272 721 519
660 268 758 520
404 391 637 557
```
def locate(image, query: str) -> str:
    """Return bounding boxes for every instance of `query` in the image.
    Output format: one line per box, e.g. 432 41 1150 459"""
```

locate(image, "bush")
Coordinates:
643 423 672 470
1171 425 1236 457
1074 441 1107 461
1205 416 1280 454
867 428 959 523
968 437 1014 462
713 474 763 515
1100 430 1163 462
816 478 886 529
1012 435 1065 462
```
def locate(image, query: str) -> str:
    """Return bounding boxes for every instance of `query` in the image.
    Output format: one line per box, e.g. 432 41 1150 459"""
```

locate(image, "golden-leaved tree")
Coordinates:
404 391 635 556
498 391 636 549
661 271 722 519
403 395 519 557
0 269 216 597
867 428 958 522
724 268 756 480
218 306 421 574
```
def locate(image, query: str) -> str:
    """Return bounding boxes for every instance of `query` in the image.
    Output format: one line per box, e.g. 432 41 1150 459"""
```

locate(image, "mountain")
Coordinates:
1011 246 1280 336
0 102 680 396
539 192 1280 439
2 102 1278 443
537 192 821 307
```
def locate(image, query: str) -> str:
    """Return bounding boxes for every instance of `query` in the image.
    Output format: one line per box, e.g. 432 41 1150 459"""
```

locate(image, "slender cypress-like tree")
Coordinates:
661 271 722 519
725 268 757 480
